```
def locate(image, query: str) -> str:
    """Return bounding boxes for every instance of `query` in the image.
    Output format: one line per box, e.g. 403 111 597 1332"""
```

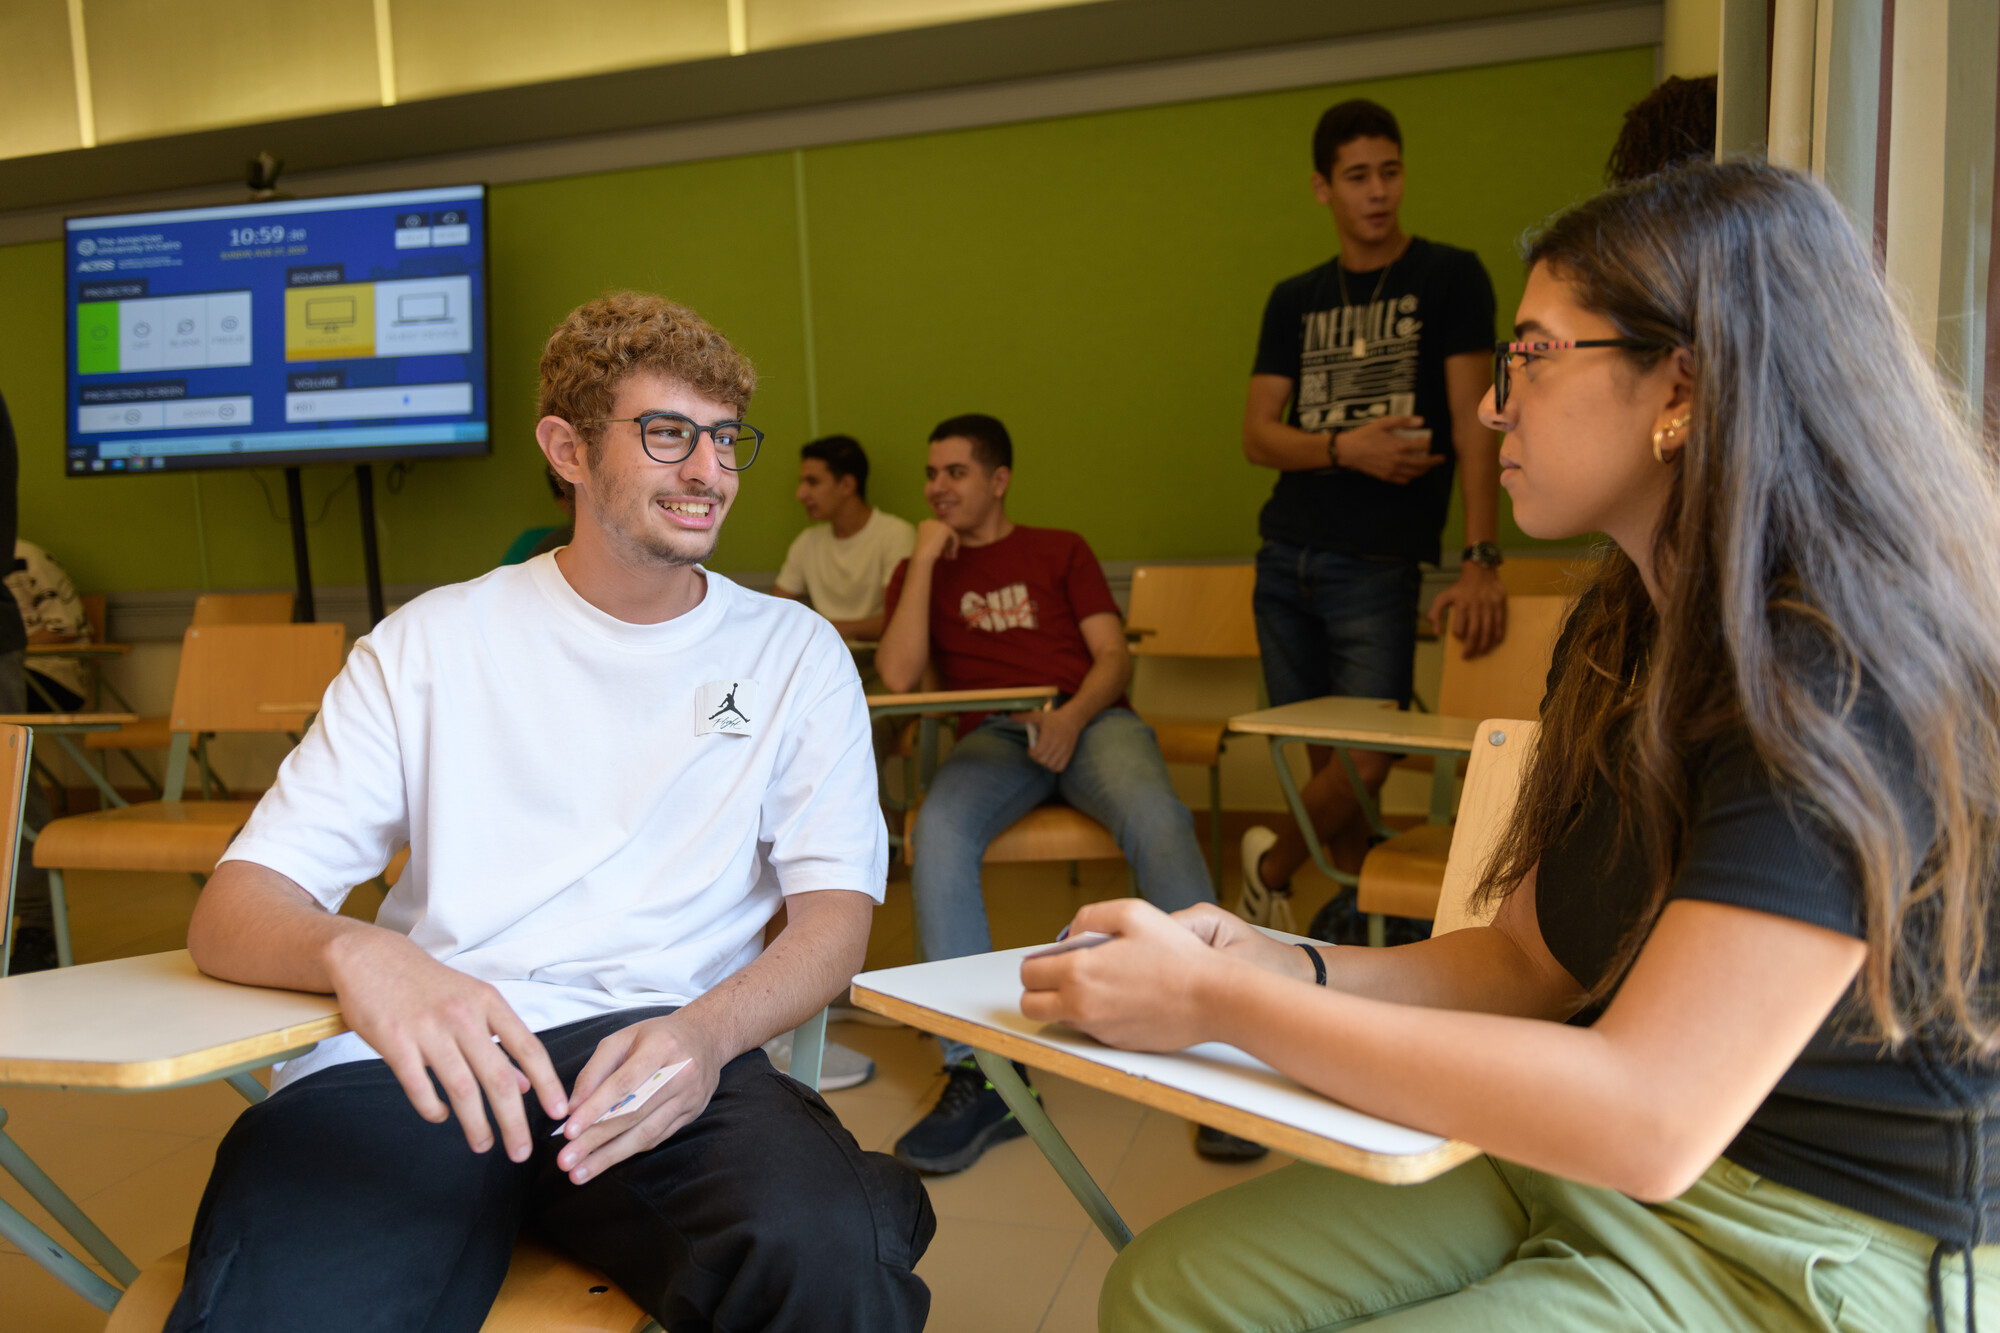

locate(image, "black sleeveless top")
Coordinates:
1533 608 1999 1248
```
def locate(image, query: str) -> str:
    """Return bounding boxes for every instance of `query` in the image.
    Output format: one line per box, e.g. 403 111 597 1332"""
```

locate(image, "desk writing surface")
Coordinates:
0 713 138 728
865 686 1059 710
852 946 1478 1183
0 951 346 1089
26 643 132 658
1228 698 1482 753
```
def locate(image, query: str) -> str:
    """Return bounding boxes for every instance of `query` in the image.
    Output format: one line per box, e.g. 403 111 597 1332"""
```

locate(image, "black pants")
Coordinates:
165 1007 935 1332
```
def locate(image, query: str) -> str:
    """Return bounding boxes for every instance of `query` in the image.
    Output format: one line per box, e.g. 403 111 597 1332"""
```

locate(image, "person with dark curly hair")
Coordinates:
1606 74 1717 185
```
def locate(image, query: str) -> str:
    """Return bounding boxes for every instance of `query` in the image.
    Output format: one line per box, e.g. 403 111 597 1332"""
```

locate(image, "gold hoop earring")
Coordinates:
1652 416 1691 464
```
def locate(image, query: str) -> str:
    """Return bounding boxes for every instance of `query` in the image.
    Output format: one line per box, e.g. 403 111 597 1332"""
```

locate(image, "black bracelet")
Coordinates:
1326 431 1340 468
1297 942 1327 986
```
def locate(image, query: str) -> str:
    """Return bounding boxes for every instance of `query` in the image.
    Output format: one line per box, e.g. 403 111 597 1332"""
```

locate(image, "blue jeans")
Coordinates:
1253 541 1423 707
911 709 1215 1064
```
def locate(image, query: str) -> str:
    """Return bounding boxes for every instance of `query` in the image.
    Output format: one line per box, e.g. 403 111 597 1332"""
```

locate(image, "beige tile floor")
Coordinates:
5 835 1348 1332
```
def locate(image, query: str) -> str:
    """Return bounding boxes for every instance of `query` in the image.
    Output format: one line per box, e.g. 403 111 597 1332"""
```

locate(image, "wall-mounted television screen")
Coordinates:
64 185 490 476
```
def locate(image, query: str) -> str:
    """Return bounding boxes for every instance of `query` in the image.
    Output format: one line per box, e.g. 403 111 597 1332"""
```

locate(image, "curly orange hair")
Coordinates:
537 292 756 450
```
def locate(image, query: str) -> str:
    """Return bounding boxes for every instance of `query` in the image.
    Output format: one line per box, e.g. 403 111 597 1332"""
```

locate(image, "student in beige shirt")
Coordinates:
774 435 916 642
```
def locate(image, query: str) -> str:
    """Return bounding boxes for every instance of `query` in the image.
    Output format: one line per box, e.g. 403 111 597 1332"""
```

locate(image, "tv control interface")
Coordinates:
65 185 489 475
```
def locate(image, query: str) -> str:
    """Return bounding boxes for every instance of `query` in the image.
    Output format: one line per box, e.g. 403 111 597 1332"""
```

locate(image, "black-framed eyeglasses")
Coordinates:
578 411 764 471
1492 339 1674 411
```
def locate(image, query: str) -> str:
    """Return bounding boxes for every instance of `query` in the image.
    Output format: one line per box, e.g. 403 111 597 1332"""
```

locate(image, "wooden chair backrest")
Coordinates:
191 591 296 626
0 723 34 973
1126 564 1259 658
168 623 346 734
80 594 108 643
1498 556 1592 598
1436 595 1569 724
1432 719 1538 936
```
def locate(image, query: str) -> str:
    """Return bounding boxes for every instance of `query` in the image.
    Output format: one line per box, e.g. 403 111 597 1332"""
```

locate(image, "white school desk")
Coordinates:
0 951 345 1309
851 943 1479 1249
1229 698 1481 941
866 686 1058 793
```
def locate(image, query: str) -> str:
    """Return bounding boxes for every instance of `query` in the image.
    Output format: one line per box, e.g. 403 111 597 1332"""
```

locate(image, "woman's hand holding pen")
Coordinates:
1020 899 1315 1051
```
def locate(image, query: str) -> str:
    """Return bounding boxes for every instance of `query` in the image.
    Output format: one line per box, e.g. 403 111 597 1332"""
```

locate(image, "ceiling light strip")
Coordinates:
65 0 96 149
374 0 400 107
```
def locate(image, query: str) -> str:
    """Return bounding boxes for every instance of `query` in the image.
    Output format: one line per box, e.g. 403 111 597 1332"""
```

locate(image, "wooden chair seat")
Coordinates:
983 805 1122 863
32 800 258 873
1355 823 1455 921
1142 715 1227 768
104 1238 651 1333
83 716 173 751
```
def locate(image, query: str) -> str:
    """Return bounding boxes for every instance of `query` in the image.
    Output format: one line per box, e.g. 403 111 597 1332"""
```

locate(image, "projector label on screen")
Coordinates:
78 280 147 302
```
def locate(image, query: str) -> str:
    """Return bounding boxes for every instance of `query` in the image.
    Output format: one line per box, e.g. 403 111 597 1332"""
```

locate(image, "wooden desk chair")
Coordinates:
904 801 1137 908
34 623 345 964
1497 556 1591 599
1359 598 1565 924
889 687 1138 930
1125 564 1260 892
1428 719 1538 936
1 722 150 1310
0 726 36 976
86 592 300 799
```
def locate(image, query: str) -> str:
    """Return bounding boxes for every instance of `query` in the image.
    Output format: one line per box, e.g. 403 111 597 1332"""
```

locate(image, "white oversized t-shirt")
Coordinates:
773 509 916 624
223 554 887 1089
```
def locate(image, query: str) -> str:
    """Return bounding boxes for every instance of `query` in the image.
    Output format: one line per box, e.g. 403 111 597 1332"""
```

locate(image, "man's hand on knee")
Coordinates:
551 1011 724 1184
325 929 567 1162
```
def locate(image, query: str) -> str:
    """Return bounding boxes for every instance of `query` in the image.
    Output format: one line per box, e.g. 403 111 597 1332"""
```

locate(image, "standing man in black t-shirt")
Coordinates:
1238 99 1506 933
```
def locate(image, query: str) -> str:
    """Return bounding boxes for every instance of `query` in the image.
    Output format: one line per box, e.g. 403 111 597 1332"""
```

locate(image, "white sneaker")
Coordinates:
1237 826 1297 932
765 1033 876 1091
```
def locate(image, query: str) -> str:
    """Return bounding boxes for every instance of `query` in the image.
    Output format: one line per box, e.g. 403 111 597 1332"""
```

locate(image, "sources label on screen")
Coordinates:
282 276 472 362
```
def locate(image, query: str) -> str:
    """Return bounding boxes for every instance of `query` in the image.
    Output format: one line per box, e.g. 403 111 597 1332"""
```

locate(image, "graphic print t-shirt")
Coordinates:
1252 237 1496 562
883 526 1124 728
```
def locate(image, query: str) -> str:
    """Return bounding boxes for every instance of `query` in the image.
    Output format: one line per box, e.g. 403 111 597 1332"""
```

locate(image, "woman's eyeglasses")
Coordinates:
1491 339 1673 411
578 411 764 471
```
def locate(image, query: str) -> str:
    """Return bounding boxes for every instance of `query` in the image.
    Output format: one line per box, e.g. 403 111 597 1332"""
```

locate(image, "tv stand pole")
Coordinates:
355 464 385 628
284 466 314 623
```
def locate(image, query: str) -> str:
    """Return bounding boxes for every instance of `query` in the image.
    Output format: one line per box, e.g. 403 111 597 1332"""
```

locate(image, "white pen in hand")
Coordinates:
552 1058 693 1136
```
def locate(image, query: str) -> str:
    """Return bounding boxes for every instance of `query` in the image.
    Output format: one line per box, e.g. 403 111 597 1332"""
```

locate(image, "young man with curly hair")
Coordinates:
167 292 934 1333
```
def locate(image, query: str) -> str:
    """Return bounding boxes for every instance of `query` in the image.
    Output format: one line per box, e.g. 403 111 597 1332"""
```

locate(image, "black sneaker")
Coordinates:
1195 1124 1269 1161
894 1059 1033 1174
6 926 57 974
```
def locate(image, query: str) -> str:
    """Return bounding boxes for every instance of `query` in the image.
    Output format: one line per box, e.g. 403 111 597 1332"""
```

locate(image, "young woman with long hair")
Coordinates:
1024 160 2000 1331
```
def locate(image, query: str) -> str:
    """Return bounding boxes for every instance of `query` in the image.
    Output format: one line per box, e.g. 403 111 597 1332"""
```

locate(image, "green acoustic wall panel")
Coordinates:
0 44 1651 599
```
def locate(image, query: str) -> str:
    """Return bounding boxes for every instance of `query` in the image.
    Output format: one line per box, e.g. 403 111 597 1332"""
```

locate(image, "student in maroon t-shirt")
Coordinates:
877 414 1217 1174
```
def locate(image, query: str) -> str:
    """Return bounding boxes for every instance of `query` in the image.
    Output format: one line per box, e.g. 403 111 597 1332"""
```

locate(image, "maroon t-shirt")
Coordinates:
884 525 1124 729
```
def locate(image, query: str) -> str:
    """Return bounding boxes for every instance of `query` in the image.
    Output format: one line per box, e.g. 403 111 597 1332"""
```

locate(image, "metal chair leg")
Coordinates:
0 1106 139 1290
225 1072 268 1104
1207 762 1224 894
786 1008 827 1093
0 1193 124 1310
971 1050 1132 1250
48 869 73 967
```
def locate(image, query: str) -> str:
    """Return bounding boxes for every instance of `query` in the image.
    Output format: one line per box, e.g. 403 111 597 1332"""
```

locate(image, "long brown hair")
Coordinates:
1476 161 2000 1051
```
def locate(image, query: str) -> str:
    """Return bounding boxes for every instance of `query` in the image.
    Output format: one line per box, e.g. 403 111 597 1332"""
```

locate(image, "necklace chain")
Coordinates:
1336 250 1397 358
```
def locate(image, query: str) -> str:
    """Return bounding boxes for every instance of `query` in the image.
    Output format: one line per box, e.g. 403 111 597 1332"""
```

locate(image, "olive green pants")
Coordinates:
1100 1156 2000 1331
